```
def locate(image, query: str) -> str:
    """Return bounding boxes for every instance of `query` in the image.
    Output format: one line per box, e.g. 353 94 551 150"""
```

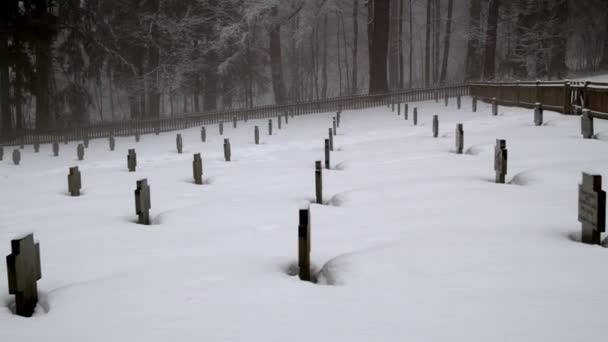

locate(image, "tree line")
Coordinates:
1 0 607 135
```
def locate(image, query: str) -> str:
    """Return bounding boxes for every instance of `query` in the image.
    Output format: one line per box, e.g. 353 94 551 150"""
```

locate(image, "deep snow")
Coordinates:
1 98 608 341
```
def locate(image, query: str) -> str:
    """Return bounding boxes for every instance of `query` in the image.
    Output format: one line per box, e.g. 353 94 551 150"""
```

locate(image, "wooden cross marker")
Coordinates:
6 233 42 317
68 166 82 196
135 179 151 225
578 173 606 244
193 153 203 185
127 149 137 172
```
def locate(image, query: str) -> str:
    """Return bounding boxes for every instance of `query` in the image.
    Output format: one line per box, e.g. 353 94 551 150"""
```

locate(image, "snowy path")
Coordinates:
1 98 608 341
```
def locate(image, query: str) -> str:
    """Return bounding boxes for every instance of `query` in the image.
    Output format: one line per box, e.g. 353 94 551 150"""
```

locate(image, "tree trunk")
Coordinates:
483 0 501 80
322 14 328 99
511 0 530 79
203 52 218 112
465 0 482 81
0 33 11 135
35 38 51 131
432 0 440 85
398 0 404 89
602 3 608 69
269 18 287 104
193 76 200 112
147 46 161 119
425 0 431 87
548 0 568 79
222 75 233 109
409 0 413 88
352 0 359 94
440 0 454 84
15 72 23 130
368 0 390 94
107 68 115 121
336 11 343 95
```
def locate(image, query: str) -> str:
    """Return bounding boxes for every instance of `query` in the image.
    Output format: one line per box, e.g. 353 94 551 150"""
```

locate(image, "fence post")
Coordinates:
298 208 311 281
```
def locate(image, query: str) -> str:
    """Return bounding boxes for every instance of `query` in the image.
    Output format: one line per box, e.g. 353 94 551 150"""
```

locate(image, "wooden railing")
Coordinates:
3 80 607 147
470 80 608 115
0 84 469 146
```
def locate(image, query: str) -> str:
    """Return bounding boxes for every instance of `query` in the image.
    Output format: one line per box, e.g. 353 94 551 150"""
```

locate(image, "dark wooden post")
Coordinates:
457 95 461 110
278 116 282 130
219 122 224 135
109 135 115 151
315 161 323 204
176 134 183 154
404 103 409 120
135 179 151 225
193 153 203 185
534 103 543 126
413 107 418 126
494 139 508 184
233 116 237 128
77 144 84 161
397 103 401 116
455 124 464 154
472 97 477 112
324 139 330 169
329 128 334 151
201 126 206 142
298 208 311 281
254 126 260 145
34 141 40 153
6 234 41 317
268 119 273 136
52 142 59 156
492 98 498 116
0 146 4 160
337 111 341 127
444 94 448 106
581 109 594 139
333 117 337 135
578 173 606 245
127 149 137 172
68 166 82 196
224 138 231 162
432 115 439 138
135 132 140 142
12 149 20 165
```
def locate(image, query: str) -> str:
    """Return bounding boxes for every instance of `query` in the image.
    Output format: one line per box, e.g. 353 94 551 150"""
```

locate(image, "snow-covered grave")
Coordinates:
1 98 608 341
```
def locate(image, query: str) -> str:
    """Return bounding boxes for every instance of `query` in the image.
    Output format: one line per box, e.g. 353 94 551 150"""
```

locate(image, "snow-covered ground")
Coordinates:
1 98 608 341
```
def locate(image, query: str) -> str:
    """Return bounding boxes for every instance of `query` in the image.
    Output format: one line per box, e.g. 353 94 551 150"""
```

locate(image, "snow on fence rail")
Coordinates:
0 84 468 146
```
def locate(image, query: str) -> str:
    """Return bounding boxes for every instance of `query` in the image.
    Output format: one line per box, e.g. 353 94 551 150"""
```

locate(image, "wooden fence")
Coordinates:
0 84 469 146
470 80 608 115
5 80 607 147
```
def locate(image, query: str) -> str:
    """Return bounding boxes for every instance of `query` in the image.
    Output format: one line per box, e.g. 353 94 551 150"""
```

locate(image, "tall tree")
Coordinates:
368 0 390 94
352 0 359 94
424 0 431 86
408 0 413 88
465 0 481 81
440 0 454 84
483 0 501 80
602 3 608 70
548 0 569 78
398 0 404 89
